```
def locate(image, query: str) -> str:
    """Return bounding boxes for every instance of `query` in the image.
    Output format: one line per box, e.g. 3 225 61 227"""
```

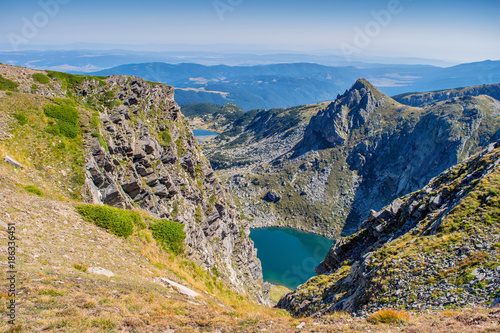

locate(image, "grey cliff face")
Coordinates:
80 75 268 303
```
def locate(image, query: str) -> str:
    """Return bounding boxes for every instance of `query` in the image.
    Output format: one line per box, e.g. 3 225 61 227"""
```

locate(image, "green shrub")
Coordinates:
92 131 108 151
13 113 27 126
44 104 79 124
46 124 60 136
58 120 79 138
161 129 172 145
32 73 50 84
90 112 100 127
0 75 19 91
75 204 142 238
6 91 13 96
149 219 186 255
23 185 43 196
43 104 80 138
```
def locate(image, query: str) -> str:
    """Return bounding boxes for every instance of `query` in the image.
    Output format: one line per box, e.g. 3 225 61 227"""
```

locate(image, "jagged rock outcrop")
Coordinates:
278 143 500 316
264 191 281 203
302 79 382 147
79 75 268 303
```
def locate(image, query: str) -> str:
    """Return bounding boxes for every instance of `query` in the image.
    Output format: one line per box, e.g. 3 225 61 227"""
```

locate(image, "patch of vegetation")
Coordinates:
13 113 27 125
92 131 108 152
32 73 50 84
367 309 410 324
175 138 185 156
46 71 106 93
22 185 43 196
149 219 186 255
160 128 172 145
195 205 203 224
75 204 141 238
72 263 88 272
0 75 19 91
90 112 100 127
269 285 291 303
43 104 80 138
52 97 78 107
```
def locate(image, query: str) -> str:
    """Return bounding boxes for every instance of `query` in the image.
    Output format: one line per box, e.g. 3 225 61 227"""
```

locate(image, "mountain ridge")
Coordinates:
197 79 500 237
278 142 500 316
91 60 500 111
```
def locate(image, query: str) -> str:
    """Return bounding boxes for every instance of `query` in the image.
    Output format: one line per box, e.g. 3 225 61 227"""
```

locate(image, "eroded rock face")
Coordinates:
80 75 268 303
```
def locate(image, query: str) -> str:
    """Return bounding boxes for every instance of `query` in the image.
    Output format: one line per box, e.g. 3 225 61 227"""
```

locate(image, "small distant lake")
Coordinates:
193 129 218 137
250 227 334 289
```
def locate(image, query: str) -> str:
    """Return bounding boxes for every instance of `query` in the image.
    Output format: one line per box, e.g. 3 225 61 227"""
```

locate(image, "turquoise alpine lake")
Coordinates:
249 227 334 289
192 129 218 137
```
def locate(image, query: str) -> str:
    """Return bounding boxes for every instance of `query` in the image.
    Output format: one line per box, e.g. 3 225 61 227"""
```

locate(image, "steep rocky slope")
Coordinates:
278 143 500 316
80 75 265 297
181 102 245 133
203 79 500 237
0 64 267 302
204 102 330 169
300 79 500 235
394 83 500 107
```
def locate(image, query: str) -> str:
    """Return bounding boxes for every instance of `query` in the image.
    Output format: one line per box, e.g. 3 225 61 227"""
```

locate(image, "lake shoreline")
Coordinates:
250 225 336 240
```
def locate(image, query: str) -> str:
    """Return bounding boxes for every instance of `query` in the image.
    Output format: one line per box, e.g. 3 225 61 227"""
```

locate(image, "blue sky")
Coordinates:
1 0 499 63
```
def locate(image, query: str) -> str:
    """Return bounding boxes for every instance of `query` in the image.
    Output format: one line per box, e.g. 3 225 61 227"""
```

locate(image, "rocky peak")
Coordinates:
300 78 391 149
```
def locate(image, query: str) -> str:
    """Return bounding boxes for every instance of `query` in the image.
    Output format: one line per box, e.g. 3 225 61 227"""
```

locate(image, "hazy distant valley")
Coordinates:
2 50 499 110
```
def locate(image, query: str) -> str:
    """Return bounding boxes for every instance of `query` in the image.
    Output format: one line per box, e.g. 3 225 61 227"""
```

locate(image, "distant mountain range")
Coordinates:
1 48 498 111
93 61 500 110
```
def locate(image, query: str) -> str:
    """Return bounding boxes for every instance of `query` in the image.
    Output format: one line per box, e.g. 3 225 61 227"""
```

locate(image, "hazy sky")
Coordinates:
1 0 499 63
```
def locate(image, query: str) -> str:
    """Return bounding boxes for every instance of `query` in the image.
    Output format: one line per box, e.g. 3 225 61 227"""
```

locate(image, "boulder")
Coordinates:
4 156 23 169
264 191 281 203
88 267 115 278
